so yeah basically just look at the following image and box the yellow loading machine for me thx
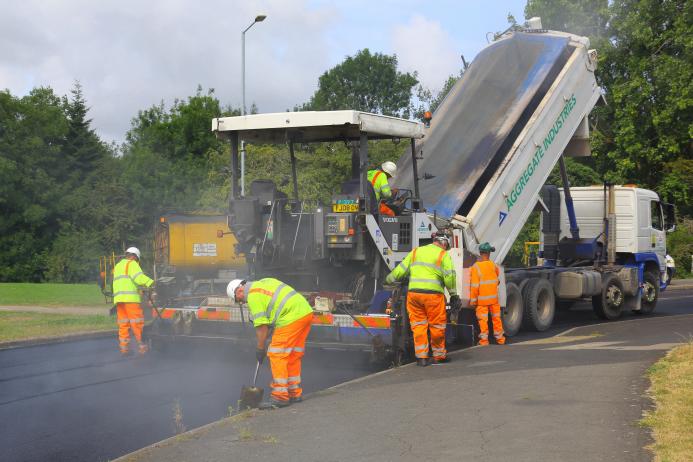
[154,213,246,307]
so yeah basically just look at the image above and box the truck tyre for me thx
[522,278,555,332]
[592,273,625,320]
[502,282,523,337]
[637,271,659,315]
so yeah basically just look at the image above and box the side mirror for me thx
[663,202,676,233]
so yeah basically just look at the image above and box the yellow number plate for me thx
[332,203,359,213]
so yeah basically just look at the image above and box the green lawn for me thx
[641,342,693,461]
[0,311,115,343]
[0,283,105,307]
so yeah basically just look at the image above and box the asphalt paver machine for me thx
[148,110,471,364]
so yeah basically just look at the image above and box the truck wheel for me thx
[638,272,659,315]
[592,273,624,320]
[502,282,523,337]
[522,278,555,332]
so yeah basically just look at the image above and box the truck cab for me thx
[550,186,675,285]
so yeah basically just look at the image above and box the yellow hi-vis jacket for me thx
[385,244,457,295]
[470,260,500,306]
[367,169,392,202]
[112,258,154,304]
[246,278,313,328]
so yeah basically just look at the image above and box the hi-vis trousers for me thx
[116,302,147,354]
[406,292,447,361]
[267,313,313,403]
[476,304,505,345]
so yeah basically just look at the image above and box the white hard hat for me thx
[125,247,141,259]
[381,161,397,177]
[227,279,246,302]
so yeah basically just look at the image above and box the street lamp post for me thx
[240,14,266,197]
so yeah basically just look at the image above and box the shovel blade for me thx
[239,385,264,409]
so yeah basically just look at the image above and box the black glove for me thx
[449,295,462,311]
[109,305,117,316]
[256,347,266,364]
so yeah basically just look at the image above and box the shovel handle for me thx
[252,360,261,386]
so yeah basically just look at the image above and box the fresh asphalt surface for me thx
[2,289,692,462]
[0,339,376,462]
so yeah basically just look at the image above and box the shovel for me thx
[239,360,264,409]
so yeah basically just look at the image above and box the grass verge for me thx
[641,341,693,462]
[0,283,104,307]
[0,311,115,343]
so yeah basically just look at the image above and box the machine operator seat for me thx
[340,179,379,215]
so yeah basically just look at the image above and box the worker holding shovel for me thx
[228,278,313,408]
[112,247,155,356]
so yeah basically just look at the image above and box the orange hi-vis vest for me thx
[470,260,500,306]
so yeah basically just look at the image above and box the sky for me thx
[0,0,528,142]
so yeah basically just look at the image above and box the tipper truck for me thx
[147,21,675,362]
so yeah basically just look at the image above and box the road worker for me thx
[470,242,505,345]
[385,230,459,366]
[228,278,313,408]
[112,247,155,356]
[368,161,398,216]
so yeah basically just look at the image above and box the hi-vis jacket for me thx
[470,260,500,306]
[385,244,457,295]
[112,258,154,304]
[367,169,392,202]
[246,278,313,328]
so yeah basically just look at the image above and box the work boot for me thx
[259,399,291,410]
[432,357,450,365]
[416,358,429,367]
[137,343,149,356]
[289,396,303,404]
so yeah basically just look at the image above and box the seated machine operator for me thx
[367,161,399,217]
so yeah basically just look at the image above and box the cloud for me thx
[0,0,337,142]
[390,15,462,94]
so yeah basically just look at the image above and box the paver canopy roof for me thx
[394,32,571,219]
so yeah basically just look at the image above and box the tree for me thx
[119,87,240,252]
[524,0,610,38]
[596,0,692,212]
[62,81,109,177]
[415,72,463,120]
[0,88,69,281]
[525,0,693,218]
[304,49,419,118]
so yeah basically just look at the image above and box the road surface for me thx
[1,289,691,461]
[0,339,375,462]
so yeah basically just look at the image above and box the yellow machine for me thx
[522,241,541,267]
[154,213,245,306]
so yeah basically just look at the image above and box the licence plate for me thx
[332,203,359,213]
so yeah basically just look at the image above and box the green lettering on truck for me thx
[505,94,576,214]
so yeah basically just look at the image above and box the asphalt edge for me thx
[0,330,114,350]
